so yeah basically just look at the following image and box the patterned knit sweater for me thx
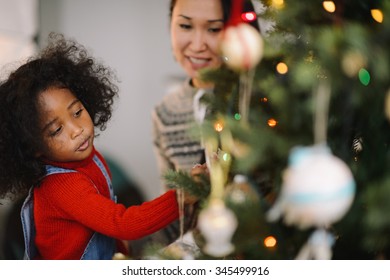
[33,147,178,259]
[152,78,212,189]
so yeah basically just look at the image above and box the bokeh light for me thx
[371,9,384,23]
[323,1,336,13]
[264,236,277,248]
[214,121,224,132]
[271,0,284,9]
[358,68,371,86]
[276,62,288,74]
[241,12,256,23]
[268,118,278,127]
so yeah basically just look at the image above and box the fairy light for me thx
[271,0,284,9]
[268,118,278,127]
[358,68,371,86]
[241,11,257,23]
[214,121,224,132]
[260,97,268,103]
[264,236,277,248]
[323,1,336,13]
[276,62,288,74]
[371,9,384,23]
[234,113,241,120]
[222,152,231,163]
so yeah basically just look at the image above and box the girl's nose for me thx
[71,124,84,139]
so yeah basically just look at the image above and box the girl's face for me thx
[36,87,95,162]
[170,0,224,88]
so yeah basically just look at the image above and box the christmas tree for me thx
[162,0,390,260]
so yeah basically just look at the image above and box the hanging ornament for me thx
[220,23,264,72]
[267,144,355,229]
[220,0,264,72]
[198,199,238,257]
[267,79,356,231]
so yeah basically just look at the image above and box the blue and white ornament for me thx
[267,144,355,229]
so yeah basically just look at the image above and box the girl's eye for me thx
[50,126,63,137]
[74,108,83,117]
[179,24,192,30]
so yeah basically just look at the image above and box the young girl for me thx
[0,33,183,260]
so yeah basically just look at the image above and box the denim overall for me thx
[21,155,116,260]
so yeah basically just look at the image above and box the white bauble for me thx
[220,23,264,71]
[198,199,237,257]
[268,145,355,229]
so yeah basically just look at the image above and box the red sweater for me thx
[33,148,179,259]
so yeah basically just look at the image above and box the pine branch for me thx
[163,169,211,200]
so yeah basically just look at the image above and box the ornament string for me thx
[313,79,331,145]
[177,188,185,242]
[239,68,256,124]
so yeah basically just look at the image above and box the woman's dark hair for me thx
[169,0,261,32]
[0,32,118,199]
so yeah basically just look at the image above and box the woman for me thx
[152,0,260,191]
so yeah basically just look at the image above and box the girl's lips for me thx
[76,137,90,152]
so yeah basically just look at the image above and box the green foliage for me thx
[163,169,211,201]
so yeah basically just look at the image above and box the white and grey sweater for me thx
[152,78,212,190]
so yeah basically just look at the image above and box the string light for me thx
[264,236,277,248]
[241,11,256,23]
[260,97,268,103]
[371,9,384,23]
[358,68,371,86]
[214,121,224,132]
[271,0,284,9]
[323,1,336,13]
[267,118,278,127]
[276,62,288,74]
[234,113,241,120]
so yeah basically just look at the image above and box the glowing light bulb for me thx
[234,113,241,120]
[276,62,288,74]
[214,121,224,132]
[241,11,256,22]
[268,118,278,127]
[272,0,284,9]
[358,68,371,86]
[264,236,277,248]
[371,9,384,23]
[260,97,268,103]
[323,1,336,13]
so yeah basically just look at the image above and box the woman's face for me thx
[170,0,224,88]
[36,87,95,162]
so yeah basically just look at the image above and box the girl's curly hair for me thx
[0,33,118,199]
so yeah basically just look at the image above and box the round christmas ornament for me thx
[220,23,264,71]
[266,144,356,229]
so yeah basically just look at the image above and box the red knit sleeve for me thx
[39,173,179,240]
